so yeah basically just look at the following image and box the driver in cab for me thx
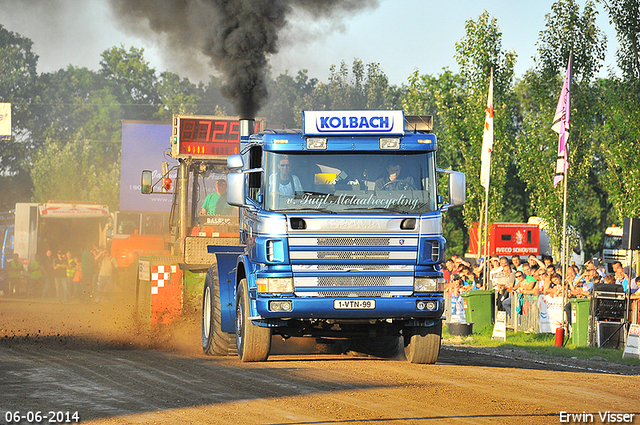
[375,162,415,191]
[269,155,303,196]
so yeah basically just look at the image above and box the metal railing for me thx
[444,291,639,332]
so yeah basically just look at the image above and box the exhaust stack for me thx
[240,118,255,140]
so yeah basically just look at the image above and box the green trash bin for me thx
[571,298,590,347]
[461,290,494,332]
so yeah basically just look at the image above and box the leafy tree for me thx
[30,66,101,145]
[311,59,401,113]
[451,10,518,229]
[100,45,159,121]
[514,0,607,257]
[30,137,120,208]
[599,0,640,81]
[201,75,235,117]
[0,24,40,209]
[597,0,640,223]
[155,72,202,120]
[262,70,318,128]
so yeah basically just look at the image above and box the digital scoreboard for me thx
[171,115,264,159]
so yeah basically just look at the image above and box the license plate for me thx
[334,299,376,309]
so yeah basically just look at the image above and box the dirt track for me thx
[1,297,638,425]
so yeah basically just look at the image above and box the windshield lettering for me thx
[287,193,420,210]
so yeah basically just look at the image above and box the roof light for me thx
[273,139,289,144]
[306,138,327,149]
[417,139,432,144]
[380,138,400,149]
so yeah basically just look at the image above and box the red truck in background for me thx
[467,218,584,266]
[468,222,540,257]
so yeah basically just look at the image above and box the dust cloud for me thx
[107,0,379,117]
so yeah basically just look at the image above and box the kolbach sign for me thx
[302,110,405,135]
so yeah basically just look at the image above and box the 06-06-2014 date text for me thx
[4,411,80,424]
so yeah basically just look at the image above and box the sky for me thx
[0,0,620,86]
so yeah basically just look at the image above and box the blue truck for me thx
[142,111,464,363]
[198,110,466,364]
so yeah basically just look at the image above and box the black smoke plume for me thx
[108,0,378,118]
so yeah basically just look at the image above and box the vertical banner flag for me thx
[0,103,11,139]
[480,70,494,190]
[552,56,571,187]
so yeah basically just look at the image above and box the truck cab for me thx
[204,110,465,364]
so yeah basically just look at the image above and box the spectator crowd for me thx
[443,253,640,321]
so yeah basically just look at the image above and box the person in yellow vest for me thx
[66,251,76,301]
[29,255,43,298]
[95,250,118,303]
[7,253,24,296]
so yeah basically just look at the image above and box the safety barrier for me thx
[445,291,638,333]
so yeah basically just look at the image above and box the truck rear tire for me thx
[202,270,237,356]
[236,278,271,362]
[350,336,400,358]
[403,321,442,364]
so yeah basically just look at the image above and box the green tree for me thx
[597,0,640,222]
[0,24,40,209]
[100,45,159,121]
[155,72,202,120]
[31,137,120,208]
[514,0,607,257]
[31,66,101,144]
[311,59,401,113]
[263,70,318,128]
[451,10,518,230]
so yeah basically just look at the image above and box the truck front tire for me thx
[202,269,237,356]
[403,321,442,364]
[236,278,271,362]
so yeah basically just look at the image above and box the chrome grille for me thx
[317,237,390,246]
[320,291,390,297]
[315,264,392,271]
[317,276,391,287]
[317,251,391,260]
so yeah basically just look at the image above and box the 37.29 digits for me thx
[4,411,80,424]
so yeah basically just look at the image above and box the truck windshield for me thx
[264,151,438,214]
[603,234,622,250]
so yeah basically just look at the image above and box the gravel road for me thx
[1,298,637,425]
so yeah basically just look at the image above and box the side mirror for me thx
[227,154,244,171]
[141,170,153,194]
[437,169,466,211]
[448,171,466,207]
[227,171,245,207]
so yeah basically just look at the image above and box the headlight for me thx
[414,277,445,292]
[256,277,294,293]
